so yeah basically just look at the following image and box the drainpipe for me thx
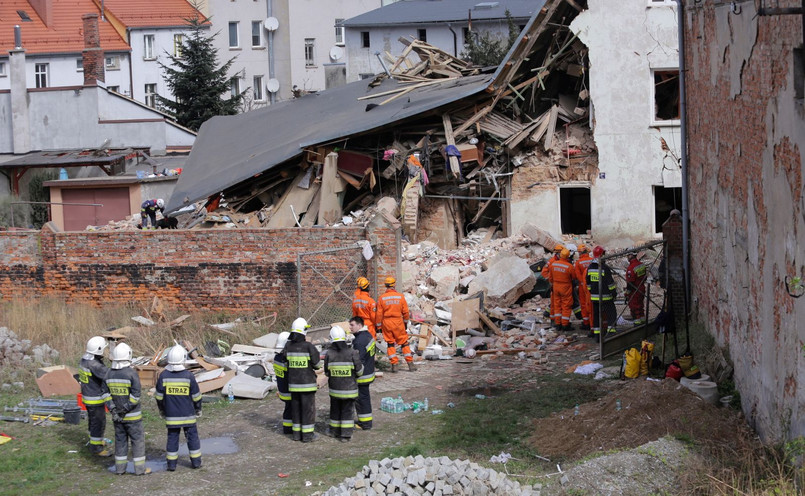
[675,0,690,309]
[267,0,275,104]
[446,23,458,56]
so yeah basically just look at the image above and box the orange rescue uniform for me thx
[546,258,579,327]
[542,254,561,325]
[376,288,412,364]
[574,253,594,328]
[352,289,378,339]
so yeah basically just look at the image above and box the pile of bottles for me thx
[380,395,429,413]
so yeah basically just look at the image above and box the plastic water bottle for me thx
[616,398,622,411]
[574,404,580,416]
[227,384,234,404]
[424,397,429,411]
[475,394,486,400]
[396,395,403,413]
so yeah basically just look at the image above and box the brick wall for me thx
[81,14,104,85]
[661,210,684,322]
[684,0,804,442]
[0,221,399,314]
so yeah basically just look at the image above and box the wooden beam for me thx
[442,114,462,177]
[544,104,559,150]
[476,347,539,355]
[319,152,343,224]
[475,310,503,336]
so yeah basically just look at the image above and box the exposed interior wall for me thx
[684,0,805,443]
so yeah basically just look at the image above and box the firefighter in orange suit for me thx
[352,277,378,339]
[376,276,416,373]
[541,244,564,328]
[574,245,594,331]
[625,253,648,325]
[546,249,579,331]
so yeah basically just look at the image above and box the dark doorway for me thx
[560,187,591,235]
[654,186,682,232]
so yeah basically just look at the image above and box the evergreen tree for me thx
[462,10,522,67]
[157,15,245,131]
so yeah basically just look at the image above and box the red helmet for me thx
[592,245,605,258]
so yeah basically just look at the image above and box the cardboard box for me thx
[36,365,81,397]
[135,365,162,389]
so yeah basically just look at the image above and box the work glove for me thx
[159,411,166,420]
[111,412,122,423]
[195,411,202,419]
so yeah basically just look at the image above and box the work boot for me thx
[95,448,112,457]
[339,437,351,443]
[167,464,176,472]
[136,468,152,476]
[391,363,398,373]
[407,362,417,372]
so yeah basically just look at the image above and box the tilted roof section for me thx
[96,0,204,28]
[0,0,130,55]
[343,0,537,27]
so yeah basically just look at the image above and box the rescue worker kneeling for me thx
[324,325,363,442]
[156,345,203,471]
[105,343,150,475]
[286,318,321,442]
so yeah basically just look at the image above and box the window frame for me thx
[0,61,7,77]
[361,31,370,48]
[105,55,121,70]
[304,38,315,67]
[646,0,676,6]
[650,68,681,127]
[229,22,240,49]
[173,34,184,57]
[253,75,264,101]
[144,83,157,108]
[230,77,241,98]
[143,34,156,60]
[417,28,427,43]
[251,21,263,48]
[76,58,83,72]
[34,63,48,88]
[335,19,345,46]
[108,85,120,93]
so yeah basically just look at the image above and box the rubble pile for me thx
[318,455,540,496]
[0,327,59,367]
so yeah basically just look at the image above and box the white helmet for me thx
[464,348,477,358]
[276,331,290,350]
[329,325,346,342]
[167,345,186,365]
[291,317,310,335]
[110,342,132,369]
[85,336,107,356]
[156,198,165,209]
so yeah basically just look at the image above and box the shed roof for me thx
[97,0,204,28]
[343,0,536,27]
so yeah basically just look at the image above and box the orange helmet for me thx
[592,245,605,258]
[384,276,396,286]
[578,244,588,253]
[553,244,564,253]
[357,277,370,290]
[560,249,571,259]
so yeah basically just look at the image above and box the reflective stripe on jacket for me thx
[586,259,617,301]
[285,340,321,392]
[105,367,142,422]
[273,351,291,401]
[324,344,363,399]
[155,369,201,428]
[352,329,376,384]
[79,356,110,405]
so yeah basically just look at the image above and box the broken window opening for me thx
[560,187,591,235]
[653,69,680,122]
[654,185,681,233]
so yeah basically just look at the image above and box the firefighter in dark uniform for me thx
[349,316,376,430]
[272,332,293,435]
[105,343,149,475]
[286,317,321,442]
[324,325,363,441]
[586,245,618,339]
[78,336,111,456]
[155,345,203,471]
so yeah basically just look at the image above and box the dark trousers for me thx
[329,397,356,439]
[290,392,316,442]
[141,211,157,228]
[113,421,146,475]
[166,425,201,469]
[86,405,106,453]
[356,384,373,429]
[592,299,618,333]
[281,399,293,434]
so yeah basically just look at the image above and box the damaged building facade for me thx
[683,0,805,443]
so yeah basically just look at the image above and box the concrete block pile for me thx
[318,455,540,496]
[0,327,59,367]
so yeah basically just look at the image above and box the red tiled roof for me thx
[99,0,204,28]
[0,0,130,55]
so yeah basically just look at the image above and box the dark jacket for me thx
[155,369,202,428]
[104,366,142,422]
[273,350,291,401]
[352,327,376,385]
[78,355,109,406]
[324,342,363,399]
[285,334,321,393]
[586,259,617,301]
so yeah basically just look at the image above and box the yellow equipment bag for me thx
[623,348,641,379]
[640,340,654,376]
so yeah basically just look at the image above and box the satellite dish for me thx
[263,17,279,31]
[329,45,344,62]
[266,78,280,93]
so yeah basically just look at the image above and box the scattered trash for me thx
[573,362,603,376]
[489,452,512,463]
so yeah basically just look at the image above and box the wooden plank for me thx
[319,152,343,224]
[231,344,273,355]
[417,324,432,352]
[476,347,539,355]
[442,114,462,177]
[429,325,451,347]
[451,298,481,331]
[195,356,218,371]
[300,188,321,227]
[475,310,503,336]
[470,191,499,224]
[544,104,559,150]
[337,170,362,189]
[266,169,321,228]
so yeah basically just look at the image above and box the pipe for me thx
[267,0,275,104]
[675,0,691,311]
[446,23,458,57]
[375,51,392,78]
[14,25,21,49]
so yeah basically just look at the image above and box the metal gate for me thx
[597,239,667,358]
[296,244,375,329]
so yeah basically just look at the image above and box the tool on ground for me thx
[0,415,29,423]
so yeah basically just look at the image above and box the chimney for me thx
[82,14,104,85]
[9,26,31,155]
[29,0,53,27]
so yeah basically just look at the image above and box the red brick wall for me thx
[684,1,804,442]
[0,223,399,313]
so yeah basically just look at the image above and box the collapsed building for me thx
[167,0,682,250]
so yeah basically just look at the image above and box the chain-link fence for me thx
[296,244,375,330]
